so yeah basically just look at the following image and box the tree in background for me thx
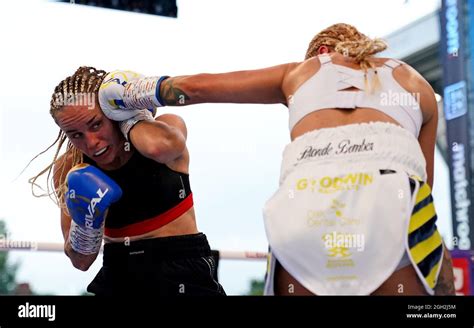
[246,277,265,296]
[0,220,19,294]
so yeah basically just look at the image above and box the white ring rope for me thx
[0,240,268,261]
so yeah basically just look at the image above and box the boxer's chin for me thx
[92,145,116,168]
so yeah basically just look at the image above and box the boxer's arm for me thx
[159,63,297,106]
[434,243,455,295]
[128,114,187,164]
[54,156,98,271]
[417,81,438,189]
[394,63,438,189]
[61,210,99,271]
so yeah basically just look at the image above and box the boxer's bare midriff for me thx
[103,207,199,243]
[290,106,403,141]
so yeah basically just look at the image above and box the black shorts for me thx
[87,233,226,296]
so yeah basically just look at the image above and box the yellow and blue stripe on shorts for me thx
[407,177,443,293]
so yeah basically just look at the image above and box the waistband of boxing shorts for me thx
[280,122,427,183]
[102,233,211,267]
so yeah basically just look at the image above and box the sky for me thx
[0,0,446,295]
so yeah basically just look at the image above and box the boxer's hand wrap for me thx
[123,76,169,109]
[68,220,104,256]
[119,109,155,141]
[66,164,122,255]
[98,70,168,121]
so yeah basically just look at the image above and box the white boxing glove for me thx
[98,70,168,121]
[119,109,155,141]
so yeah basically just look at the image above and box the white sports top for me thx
[288,54,423,137]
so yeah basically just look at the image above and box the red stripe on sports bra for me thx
[104,193,194,238]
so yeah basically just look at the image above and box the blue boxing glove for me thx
[65,163,122,255]
[98,70,169,121]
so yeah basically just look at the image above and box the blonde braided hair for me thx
[28,66,107,210]
[305,23,388,92]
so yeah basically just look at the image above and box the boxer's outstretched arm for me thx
[159,63,296,106]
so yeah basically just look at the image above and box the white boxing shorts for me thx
[263,122,443,295]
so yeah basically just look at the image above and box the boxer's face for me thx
[55,99,125,168]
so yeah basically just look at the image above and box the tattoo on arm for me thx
[160,78,190,106]
[434,247,455,295]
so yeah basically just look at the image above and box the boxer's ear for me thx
[318,46,330,54]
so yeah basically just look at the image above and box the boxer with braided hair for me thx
[305,23,388,93]
[30,67,107,209]
[30,66,225,296]
[101,23,454,296]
